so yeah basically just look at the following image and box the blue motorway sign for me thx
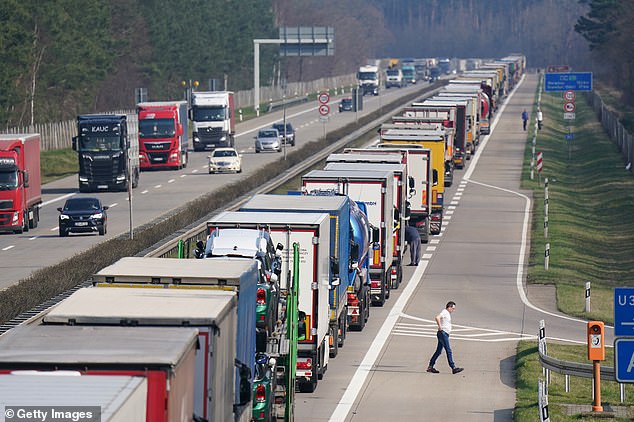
[615,288,634,336]
[565,133,574,141]
[615,338,634,382]
[544,72,593,92]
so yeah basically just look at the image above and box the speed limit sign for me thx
[563,102,576,112]
[318,92,330,104]
[563,90,576,102]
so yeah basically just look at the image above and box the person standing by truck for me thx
[404,224,421,266]
[427,301,464,374]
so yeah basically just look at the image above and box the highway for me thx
[293,73,614,421]
[0,82,426,290]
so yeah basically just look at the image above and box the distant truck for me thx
[0,325,198,422]
[401,65,417,84]
[137,101,189,170]
[92,257,259,422]
[357,65,380,96]
[301,169,395,307]
[73,114,139,192]
[43,287,238,422]
[0,134,41,233]
[190,91,236,151]
[385,68,404,88]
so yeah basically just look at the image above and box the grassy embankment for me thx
[515,84,634,420]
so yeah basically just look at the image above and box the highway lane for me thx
[0,82,429,290]
[294,73,612,421]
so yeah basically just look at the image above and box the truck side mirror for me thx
[330,257,339,275]
[194,240,206,259]
[432,169,438,186]
[176,123,183,137]
[298,311,307,341]
[72,136,78,151]
[23,171,29,188]
[372,227,380,244]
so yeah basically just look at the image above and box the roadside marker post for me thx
[585,282,591,313]
[545,243,550,270]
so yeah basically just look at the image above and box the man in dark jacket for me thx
[404,224,421,266]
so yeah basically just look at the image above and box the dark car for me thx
[339,97,353,112]
[57,197,108,237]
[271,122,296,146]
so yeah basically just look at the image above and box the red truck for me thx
[137,101,189,170]
[0,134,42,233]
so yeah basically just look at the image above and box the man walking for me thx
[427,301,464,374]
[521,109,528,131]
[404,224,421,266]
[537,107,543,130]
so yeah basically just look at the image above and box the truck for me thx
[385,68,404,88]
[0,134,41,234]
[43,287,239,422]
[379,128,445,235]
[357,65,380,96]
[401,65,416,84]
[324,160,407,289]
[0,374,148,421]
[190,91,236,151]
[137,101,189,170]
[205,210,332,394]
[241,194,374,337]
[72,114,139,192]
[341,148,433,243]
[92,257,259,422]
[300,170,395,307]
[0,325,198,422]
[446,80,492,135]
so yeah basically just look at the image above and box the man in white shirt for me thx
[427,301,464,374]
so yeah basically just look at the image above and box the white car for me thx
[208,147,242,174]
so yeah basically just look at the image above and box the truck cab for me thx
[190,91,235,151]
[73,115,139,192]
[358,65,380,96]
[385,69,404,88]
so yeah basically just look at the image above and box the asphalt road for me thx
[293,73,614,421]
[0,82,429,290]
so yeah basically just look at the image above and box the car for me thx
[271,122,296,146]
[255,129,282,153]
[57,197,108,237]
[208,147,242,174]
[339,97,353,112]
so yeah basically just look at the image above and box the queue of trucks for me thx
[0,54,526,421]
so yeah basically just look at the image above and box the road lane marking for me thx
[2,245,14,251]
[154,185,161,189]
[180,174,187,178]
[51,227,58,231]
[426,246,436,251]
[141,190,149,194]
[40,192,77,207]
[422,253,433,259]
[109,203,118,208]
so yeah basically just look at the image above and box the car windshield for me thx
[139,118,175,138]
[273,124,292,132]
[259,130,278,138]
[63,198,101,211]
[341,99,352,105]
[213,149,237,158]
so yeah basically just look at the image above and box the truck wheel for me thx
[298,380,317,393]
[338,315,346,348]
[329,326,338,358]
[22,212,29,233]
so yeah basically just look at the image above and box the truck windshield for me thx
[79,134,122,152]
[139,118,175,138]
[386,70,399,76]
[358,72,377,81]
[0,171,18,189]
[192,106,226,122]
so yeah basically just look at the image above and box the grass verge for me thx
[516,82,634,420]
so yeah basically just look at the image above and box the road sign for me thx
[318,104,330,116]
[563,112,576,120]
[615,338,634,382]
[547,65,571,73]
[563,102,576,112]
[565,133,574,141]
[536,152,543,173]
[615,288,634,336]
[564,90,576,101]
[545,72,593,92]
[318,92,330,104]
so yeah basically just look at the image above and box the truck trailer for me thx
[0,134,41,233]
[0,325,198,422]
[43,287,238,422]
[92,257,258,422]
[73,114,139,192]
[137,101,189,170]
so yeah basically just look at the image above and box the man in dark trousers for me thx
[521,109,529,131]
[404,224,421,266]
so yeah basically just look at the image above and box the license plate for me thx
[154,157,164,162]
[97,185,108,189]
[75,222,88,226]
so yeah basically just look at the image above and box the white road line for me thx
[422,253,433,259]
[168,179,175,183]
[450,201,459,205]
[430,239,440,244]
[51,227,58,231]
[180,174,187,178]
[109,203,118,208]
[448,205,456,210]
[457,188,465,192]
[426,246,436,251]
[141,190,149,194]
[446,210,454,215]
[40,192,77,207]
[2,245,14,251]
[29,236,37,240]
[154,185,161,189]
[444,215,452,220]
[329,261,429,422]
[192,169,199,173]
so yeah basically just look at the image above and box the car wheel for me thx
[98,225,105,236]
[59,228,67,237]
[256,149,261,153]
